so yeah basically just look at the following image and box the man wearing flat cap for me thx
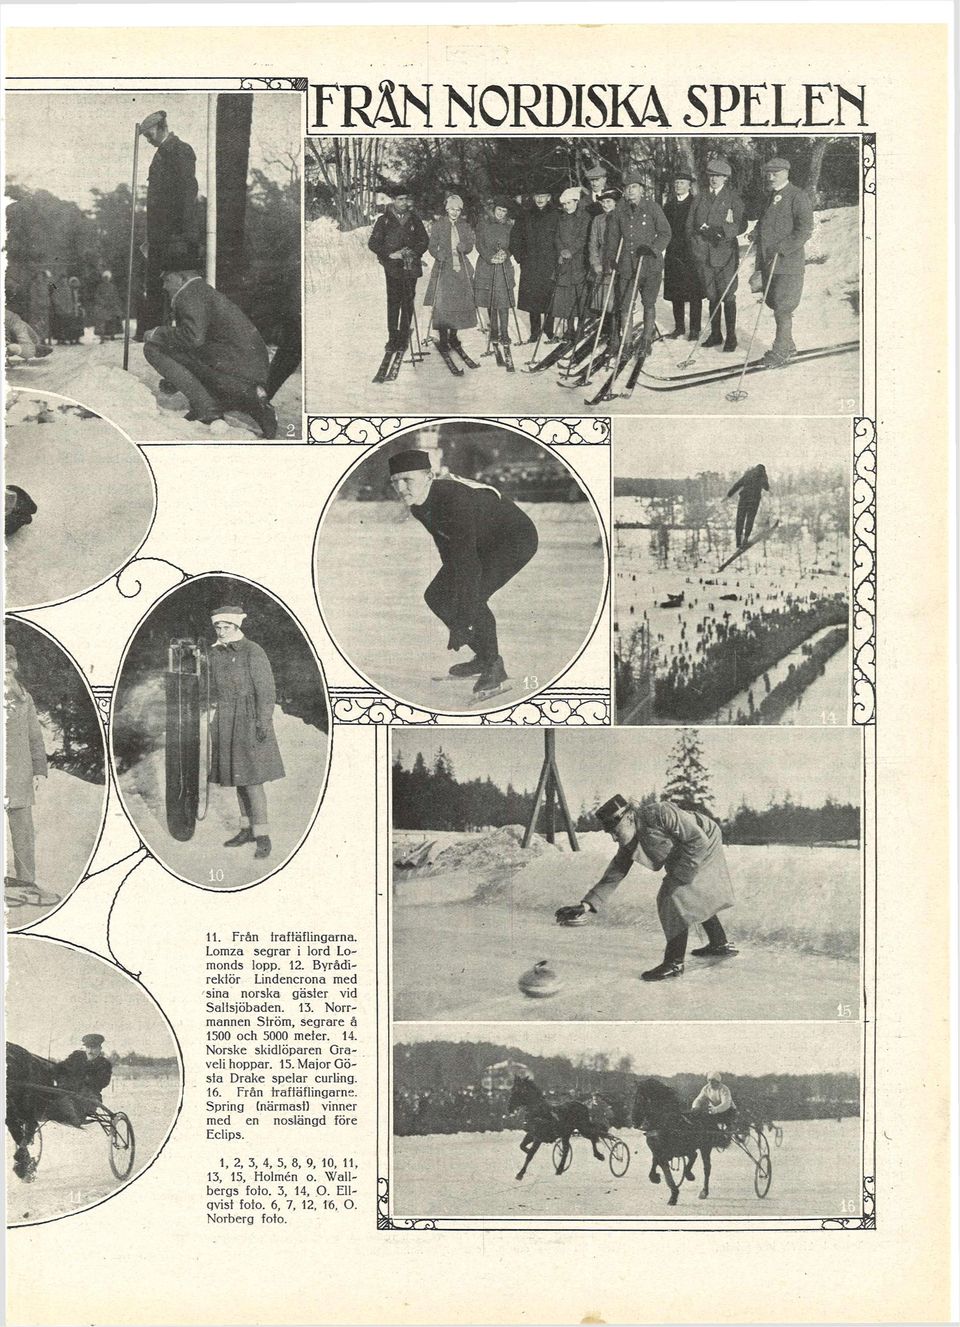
[55,1034,113,1124]
[368,184,430,354]
[142,246,277,436]
[387,448,538,699]
[686,156,747,351]
[556,792,736,982]
[208,605,285,861]
[662,169,703,341]
[752,157,814,367]
[139,110,199,333]
[603,165,672,354]
[584,163,611,217]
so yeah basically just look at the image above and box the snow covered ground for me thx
[392,830,860,1021]
[5,392,155,611]
[117,707,328,889]
[5,766,106,931]
[315,500,606,714]
[6,337,302,443]
[305,208,860,418]
[616,517,850,725]
[6,1074,181,1226]
[391,1117,862,1219]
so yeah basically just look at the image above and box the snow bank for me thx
[396,830,858,958]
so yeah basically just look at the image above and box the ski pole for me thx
[459,244,486,335]
[122,122,141,371]
[584,236,622,382]
[558,274,594,381]
[526,272,560,366]
[726,252,779,403]
[607,247,646,387]
[424,255,443,343]
[678,240,756,369]
[497,253,523,345]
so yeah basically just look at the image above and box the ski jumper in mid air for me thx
[388,449,539,697]
[556,793,737,982]
[727,463,770,548]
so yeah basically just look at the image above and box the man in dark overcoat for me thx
[139,109,199,333]
[142,250,276,436]
[686,156,747,350]
[753,157,814,366]
[208,605,286,861]
[510,185,559,342]
[367,184,430,353]
[603,167,672,352]
[662,170,703,340]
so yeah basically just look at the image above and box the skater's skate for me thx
[473,655,508,698]
[448,656,484,678]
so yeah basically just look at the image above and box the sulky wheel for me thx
[108,1111,136,1180]
[754,1131,772,1198]
[607,1137,630,1178]
[552,1138,572,1175]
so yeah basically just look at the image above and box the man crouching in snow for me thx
[142,248,277,438]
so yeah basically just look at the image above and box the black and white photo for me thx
[314,421,607,713]
[5,92,302,441]
[305,135,860,416]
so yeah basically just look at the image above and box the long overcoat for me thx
[92,277,124,336]
[5,682,48,809]
[474,215,516,310]
[755,181,814,277]
[587,211,616,312]
[208,637,285,787]
[584,799,734,941]
[153,278,270,388]
[552,206,592,318]
[662,194,703,302]
[146,133,199,270]
[423,218,477,330]
[510,204,559,315]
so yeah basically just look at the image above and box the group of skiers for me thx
[368,155,814,371]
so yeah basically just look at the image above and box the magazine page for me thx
[2,5,955,1324]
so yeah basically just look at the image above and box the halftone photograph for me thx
[391,725,862,1022]
[314,421,607,714]
[111,574,330,889]
[614,419,851,726]
[305,134,859,416]
[6,935,181,1226]
[390,1022,863,1220]
[5,92,302,441]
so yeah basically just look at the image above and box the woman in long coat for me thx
[510,188,559,342]
[92,270,124,341]
[662,171,703,339]
[552,189,591,338]
[474,197,516,344]
[207,606,285,861]
[423,193,478,354]
[4,644,48,887]
[556,792,736,981]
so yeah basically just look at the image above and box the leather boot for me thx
[703,308,723,348]
[723,302,738,352]
[224,827,254,848]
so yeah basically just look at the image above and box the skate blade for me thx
[472,684,513,703]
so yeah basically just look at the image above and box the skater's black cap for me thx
[388,449,431,476]
[82,1033,105,1048]
[596,794,631,830]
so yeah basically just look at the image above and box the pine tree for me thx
[663,728,714,817]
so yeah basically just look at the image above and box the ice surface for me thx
[391,1117,862,1218]
[315,499,606,714]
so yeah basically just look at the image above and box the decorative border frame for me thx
[307,416,609,446]
[330,686,609,726]
[852,418,877,725]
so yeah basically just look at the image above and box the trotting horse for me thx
[5,1042,88,1182]
[632,1077,729,1205]
[506,1075,607,1181]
